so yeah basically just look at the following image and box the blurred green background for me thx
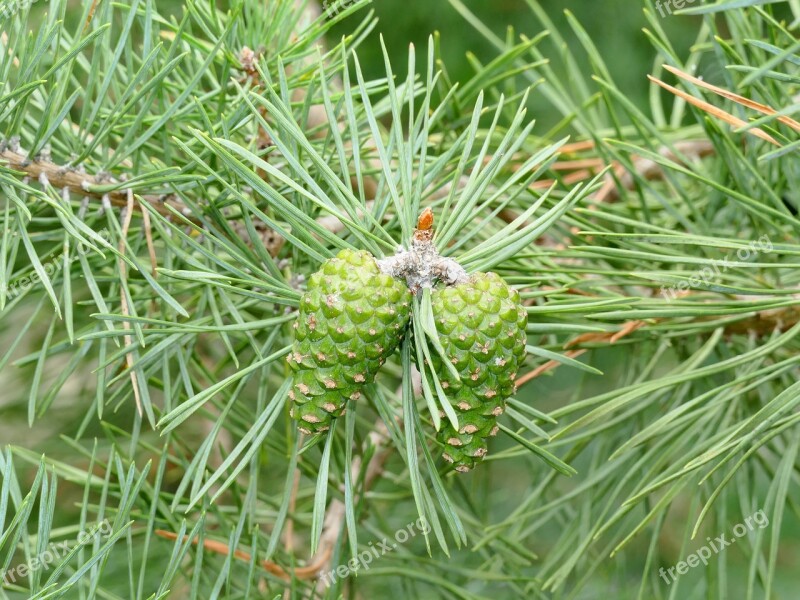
[330,0,702,127]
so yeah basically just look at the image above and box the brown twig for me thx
[0,147,192,220]
[492,137,716,233]
[516,320,648,387]
[1,146,289,256]
[1,32,20,67]
[312,418,396,595]
[154,530,295,579]
[517,302,800,387]
[153,299,800,581]
[719,303,800,336]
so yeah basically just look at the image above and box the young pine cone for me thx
[288,249,411,434]
[429,272,527,472]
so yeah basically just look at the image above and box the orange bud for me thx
[417,207,434,231]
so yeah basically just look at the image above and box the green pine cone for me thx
[288,249,412,434]
[429,272,527,472]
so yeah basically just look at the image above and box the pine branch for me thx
[1,144,285,257]
[518,299,800,387]
[0,145,190,219]
[592,139,715,203]
[153,417,395,586]
[3,1,799,597]
[719,302,800,336]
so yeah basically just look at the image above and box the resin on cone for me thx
[288,249,412,434]
[430,272,527,471]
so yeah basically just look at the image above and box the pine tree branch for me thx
[151,374,414,589]
[0,145,289,256]
[312,417,395,594]
[0,146,191,220]
[719,302,800,336]
[649,76,780,146]
[152,418,395,587]
[662,64,800,133]
[491,139,715,231]
[592,139,715,203]
[517,301,800,387]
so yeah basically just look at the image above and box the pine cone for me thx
[288,249,412,434]
[429,272,527,472]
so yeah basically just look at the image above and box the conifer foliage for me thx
[0,0,798,598]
